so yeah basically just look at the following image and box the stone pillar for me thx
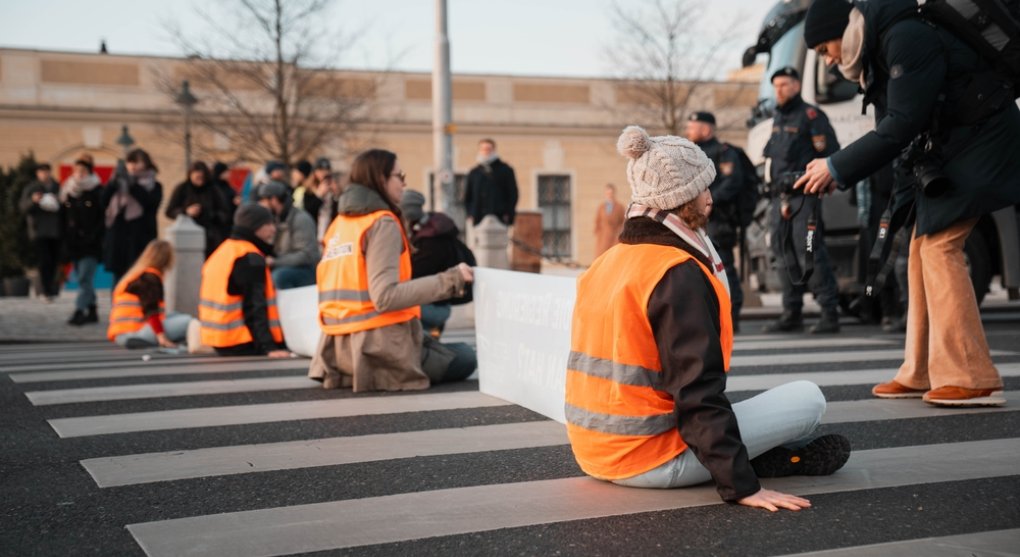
[165,215,205,318]
[472,215,510,269]
[510,210,542,273]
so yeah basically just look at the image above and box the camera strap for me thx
[779,194,821,286]
[865,194,915,297]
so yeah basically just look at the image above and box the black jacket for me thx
[830,0,1020,235]
[763,94,840,184]
[408,212,475,305]
[465,158,519,225]
[19,179,62,241]
[101,175,163,277]
[165,180,233,257]
[697,138,746,248]
[225,227,281,354]
[62,187,104,260]
[620,217,760,502]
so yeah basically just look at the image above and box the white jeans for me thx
[114,312,192,347]
[612,380,826,489]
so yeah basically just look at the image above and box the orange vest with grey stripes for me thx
[199,239,283,348]
[565,243,733,480]
[107,267,165,341]
[317,210,420,335]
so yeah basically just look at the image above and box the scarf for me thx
[627,203,730,298]
[838,8,867,89]
[60,174,101,202]
[476,152,499,168]
[105,169,156,228]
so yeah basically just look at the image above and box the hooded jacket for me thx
[828,0,1020,236]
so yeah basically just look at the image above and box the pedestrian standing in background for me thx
[101,148,162,285]
[211,161,240,214]
[255,181,320,289]
[465,138,518,226]
[593,183,625,258]
[290,159,314,212]
[19,162,63,301]
[107,239,191,349]
[165,161,233,258]
[61,157,104,325]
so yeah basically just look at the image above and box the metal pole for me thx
[433,0,454,214]
[184,106,193,170]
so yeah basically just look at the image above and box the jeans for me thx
[612,381,825,489]
[420,303,452,331]
[769,199,839,313]
[73,257,98,311]
[421,339,477,383]
[114,312,192,347]
[272,265,316,289]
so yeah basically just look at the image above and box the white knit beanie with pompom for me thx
[616,125,716,211]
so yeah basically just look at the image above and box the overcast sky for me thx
[0,0,775,79]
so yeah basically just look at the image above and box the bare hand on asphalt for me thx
[737,488,812,512]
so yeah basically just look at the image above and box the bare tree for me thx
[605,0,748,135]
[161,0,377,166]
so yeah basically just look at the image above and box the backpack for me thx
[918,0,1020,95]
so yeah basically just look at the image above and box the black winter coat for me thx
[165,180,233,257]
[698,138,748,248]
[101,176,163,278]
[19,179,62,240]
[62,187,104,260]
[829,0,1020,236]
[465,158,519,225]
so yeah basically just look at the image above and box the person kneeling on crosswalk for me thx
[564,126,851,512]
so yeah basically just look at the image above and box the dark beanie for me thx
[688,111,716,125]
[804,0,853,48]
[212,161,229,178]
[295,160,313,178]
[234,202,273,230]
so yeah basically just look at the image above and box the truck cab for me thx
[741,0,1020,307]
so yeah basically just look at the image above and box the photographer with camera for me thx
[762,67,842,334]
[797,0,1020,406]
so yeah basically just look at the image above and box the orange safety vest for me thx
[565,243,733,480]
[317,210,420,335]
[107,267,165,341]
[199,238,284,348]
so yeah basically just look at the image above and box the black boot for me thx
[83,304,99,324]
[810,308,841,334]
[68,309,87,326]
[761,310,803,333]
[751,434,851,477]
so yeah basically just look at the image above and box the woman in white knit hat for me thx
[563,126,851,512]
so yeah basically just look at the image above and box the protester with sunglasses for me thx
[309,149,477,392]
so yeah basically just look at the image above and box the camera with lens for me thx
[903,135,951,197]
[772,171,805,196]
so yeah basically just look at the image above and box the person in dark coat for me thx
[101,148,163,285]
[798,0,1020,406]
[18,162,63,301]
[464,138,519,226]
[165,161,233,258]
[61,158,104,325]
[212,161,240,214]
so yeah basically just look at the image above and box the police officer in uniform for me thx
[685,111,746,331]
[762,67,841,334]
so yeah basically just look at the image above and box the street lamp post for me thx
[115,124,135,157]
[433,0,454,215]
[174,80,199,170]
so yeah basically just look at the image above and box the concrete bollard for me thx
[472,215,510,269]
[165,215,205,318]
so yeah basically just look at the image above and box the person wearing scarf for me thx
[564,126,851,512]
[61,158,104,325]
[101,149,163,285]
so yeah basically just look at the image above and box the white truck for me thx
[740,0,1020,307]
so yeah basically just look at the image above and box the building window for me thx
[427,172,468,207]
[538,174,572,258]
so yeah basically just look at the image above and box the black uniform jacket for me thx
[764,94,840,185]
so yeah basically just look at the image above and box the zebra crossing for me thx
[2,324,1019,556]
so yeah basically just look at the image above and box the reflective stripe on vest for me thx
[106,267,165,341]
[564,243,733,480]
[316,210,420,335]
[199,239,284,348]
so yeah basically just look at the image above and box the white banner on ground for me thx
[276,285,321,358]
[474,268,575,424]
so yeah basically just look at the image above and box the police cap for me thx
[770,66,801,83]
[688,111,716,125]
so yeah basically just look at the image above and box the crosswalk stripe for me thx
[728,362,1020,392]
[778,528,1020,556]
[8,359,309,384]
[732,338,893,351]
[81,421,568,487]
[48,391,511,438]
[823,391,1019,423]
[125,438,1020,556]
[731,349,1011,368]
[0,354,298,374]
[24,377,323,406]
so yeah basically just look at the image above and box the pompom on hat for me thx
[616,125,716,211]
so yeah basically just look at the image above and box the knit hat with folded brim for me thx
[617,125,716,211]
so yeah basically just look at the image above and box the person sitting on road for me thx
[107,240,192,349]
[399,189,476,337]
[564,126,851,512]
[199,203,290,358]
[308,149,476,392]
[256,181,321,289]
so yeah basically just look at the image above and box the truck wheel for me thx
[965,228,992,306]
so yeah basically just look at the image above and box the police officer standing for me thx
[685,111,746,331]
[762,67,841,334]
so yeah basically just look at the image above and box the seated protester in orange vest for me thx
[308,149,476,392]
[107,239,192,349]
[565,126,852,512]
[199,203,291,358]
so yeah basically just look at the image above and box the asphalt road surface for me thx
[2,315,1019,556]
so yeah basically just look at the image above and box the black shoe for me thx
[809,309,841,334]
[68,310,87,326]
[761,311,803,333]
[83,304,99,324]
[751,434,852,478]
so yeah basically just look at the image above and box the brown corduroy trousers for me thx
[894,218,1003,391]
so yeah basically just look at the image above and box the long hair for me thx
[349,149,402,220]
[188,161,211,185]
[126,148,158,173]
[116,239,174,290]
